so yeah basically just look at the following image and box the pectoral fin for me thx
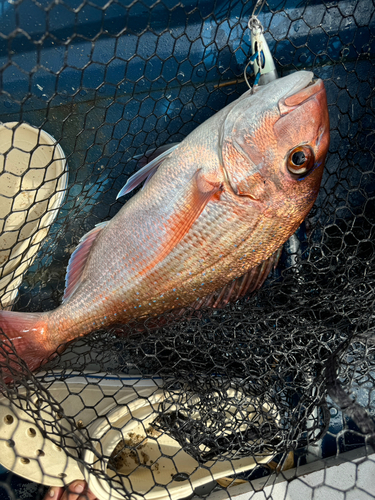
[141,169,223,274]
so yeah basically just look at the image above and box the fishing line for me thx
[251,0,267,19]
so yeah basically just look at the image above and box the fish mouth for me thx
[279,78,325,115]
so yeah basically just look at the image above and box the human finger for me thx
[45,481,97,500]
[44,486,64,500]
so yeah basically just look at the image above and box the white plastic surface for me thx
[81,388,278,500]
[0,372,163,487]
[0,372,279,498]
[0,122,68,309]
[202,447,375,500]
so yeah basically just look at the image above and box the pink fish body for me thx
[0,71,330,374]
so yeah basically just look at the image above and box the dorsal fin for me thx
[116,143,179,199]
[63,221,108,302]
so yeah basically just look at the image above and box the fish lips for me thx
[278,78,326,115]
[275,76,330,158]
[273,76,330,195]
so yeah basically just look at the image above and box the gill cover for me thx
[220,71,315,200]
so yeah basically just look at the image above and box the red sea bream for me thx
[0,71,330,374]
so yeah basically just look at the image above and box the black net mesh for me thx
[0,0,375,499]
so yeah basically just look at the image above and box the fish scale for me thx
[0,71,330,375]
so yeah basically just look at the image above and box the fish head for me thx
[220,71,330,220]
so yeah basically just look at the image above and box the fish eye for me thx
[287,146,315,176]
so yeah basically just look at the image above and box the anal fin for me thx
[63,221,108,302]
[191,247,282,311]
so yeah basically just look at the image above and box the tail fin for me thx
[0,310,52,380]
